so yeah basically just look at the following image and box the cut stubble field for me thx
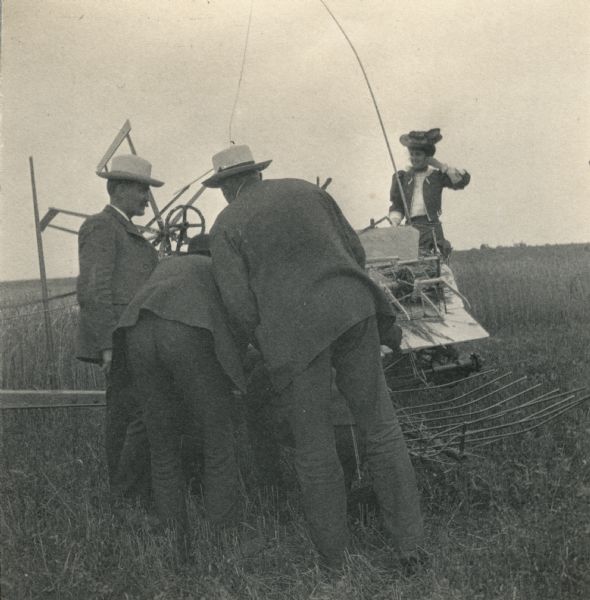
[1,244,589,600]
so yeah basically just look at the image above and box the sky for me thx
[1,0,589,282]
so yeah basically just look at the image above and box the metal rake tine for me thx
[465,388,564,422]
[396,370,503,404]
[417,386,560,422]
[457,393,581,437]
[469,396,589,447]
[502,392,586,423]
[397,371,501,403]
[426,383,544,436]
[472,406,584,447]
[405,376,540,417]
[490,390,587,425]
[435,393,583,440]
[419,378,536,425]
[508,386,587,407]
[541,386,587,398]
[468,399,583,442]
[407,396,582,449]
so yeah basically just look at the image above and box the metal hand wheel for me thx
[155,204,206,255]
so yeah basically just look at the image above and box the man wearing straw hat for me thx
[205,145,424,570]
[389,128,470,257]
[76,154,163,502]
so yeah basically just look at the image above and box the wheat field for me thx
[1,244,589,599]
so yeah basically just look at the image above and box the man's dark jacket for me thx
[210,178,396,391]
[76,205,158,362]
[116,255,246,392]
[390,167,470,222]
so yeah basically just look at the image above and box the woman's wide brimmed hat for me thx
[399,128,443,150]
[202,145,272,188]
[97,154,164,187]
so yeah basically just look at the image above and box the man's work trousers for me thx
[280,315,424,567]
[106,332,151,504]
[125,312,240,532]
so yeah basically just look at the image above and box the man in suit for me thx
[115,234,246,553]
[76,154,163,501]
[389,128,470,257]
[204,145,424,570]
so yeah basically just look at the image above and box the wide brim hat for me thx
[399,128,443,150]
[202,144,271,188]
[97,154,164,187]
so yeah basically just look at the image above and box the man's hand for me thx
[380,323,403,353]
[101,349,113,375]
[389,212,403,227]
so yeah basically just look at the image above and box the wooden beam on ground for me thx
[0,390,106,410]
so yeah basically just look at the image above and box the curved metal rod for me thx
[460,394,583,438]
[391,369,500,398]
[403,374,520,416]
[431,392,583,440]
[470,396,589,447]
[427,383,542,431]
[405,384,559,418]
[318,0,412,221]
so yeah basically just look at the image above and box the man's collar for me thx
[234,177,260,203]
[104,205,146,239]
[108,204,131,221]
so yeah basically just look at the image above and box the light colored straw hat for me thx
[97,154,164,187]
[202,145,271,188]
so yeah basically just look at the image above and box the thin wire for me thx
[318,0,412,222]
[228,0,254,144]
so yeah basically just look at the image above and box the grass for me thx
[451,244,590,332]
[1,244,589,599]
